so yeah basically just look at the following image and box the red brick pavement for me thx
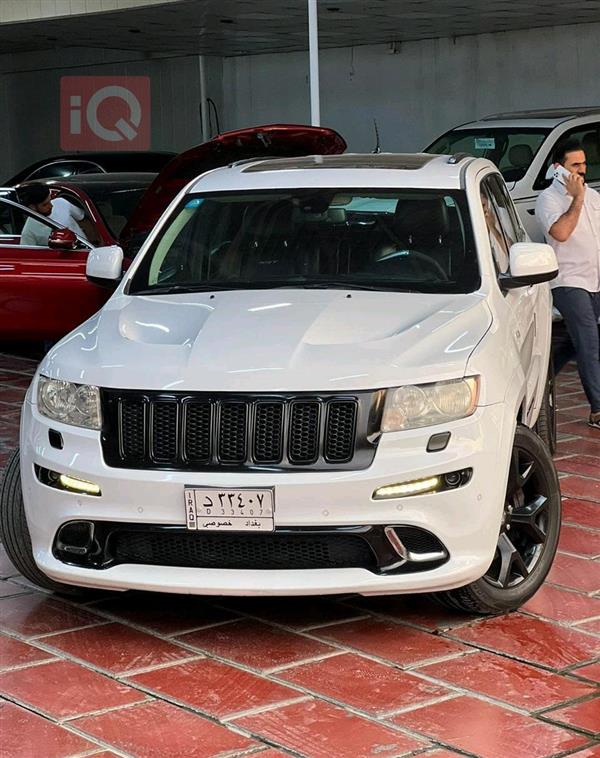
[0,353,598,757]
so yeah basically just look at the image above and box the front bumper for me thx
[20,399,513,596]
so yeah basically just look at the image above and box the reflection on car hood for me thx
[42,289,492,392]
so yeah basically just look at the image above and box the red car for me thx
[0,173,155,341]
[0,124,346,341]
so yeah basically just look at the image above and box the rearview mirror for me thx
[48,228,78,250]
[86,245,124,289]
[499,242,558,289]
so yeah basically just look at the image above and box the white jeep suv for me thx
[1,153,561,614]
[426,106,600,240]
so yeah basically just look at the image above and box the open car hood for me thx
[120,124,346,253]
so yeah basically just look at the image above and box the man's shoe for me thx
[589,412,600,430]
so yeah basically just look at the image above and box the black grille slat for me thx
[219,402,247,463]
[289,402,320,464]
[151,402,178,462]
[325,401,357,463]
[112,531,376,570]
[103,390,374,471]
[120,400,146,460]
[184,402,212,462]
[254,402,284,463]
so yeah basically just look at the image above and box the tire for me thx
[535,358,557,455]
[434,425,561,615]
[0,449,90,597]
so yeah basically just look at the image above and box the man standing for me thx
[536,139,600,430]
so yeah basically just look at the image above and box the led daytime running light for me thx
[374,476,440,499]
[58,474,101,496]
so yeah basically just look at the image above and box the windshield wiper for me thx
[131,283,245,296]
[294,280,414,292]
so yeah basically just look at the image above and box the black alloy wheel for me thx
[483,445,549,589]
[434,425,561,614]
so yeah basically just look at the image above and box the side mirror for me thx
[86,245,124,289]
[499,242,558,289]
[48,228,78,250]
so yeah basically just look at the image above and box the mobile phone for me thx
[553,164,573,184]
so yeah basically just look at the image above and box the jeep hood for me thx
[43,290,491,393]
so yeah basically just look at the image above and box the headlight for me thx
[37,375,101,430]
[382,377,479,432]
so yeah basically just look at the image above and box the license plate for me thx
[184,487,275,532]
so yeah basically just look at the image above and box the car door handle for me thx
[527,209,535,215]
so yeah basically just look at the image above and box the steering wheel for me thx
[377,248,449,281]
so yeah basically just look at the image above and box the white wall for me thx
[222,22,600,152]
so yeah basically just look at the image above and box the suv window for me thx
[533,122,600,190]
[427,128,550,182]
[129,189,480,295]
[26,160,103,181]
[480,174,525,275]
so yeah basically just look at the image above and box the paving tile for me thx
[522,585,600,623]
[345,594,475,631]
[73,699,257,757]
[562,747,600,757]
[420,751,465,757]
[128,657,301,719]
[0,388,27,403]
[451,614,600,669]
[563,499,600,530]
[0,580,30,598]
[561,476,600,503]
[559,525,600,557]
[572,662,600,682]
[548,553,600,593]
[234,698,425,757]
[93,592,237,635]
[558,422,600,441]
[557,439,600,458]
[0,593,102,636]
[277,651,449,715]
[577,620,600,636]
[0,659,146,718]
[557,456,600,480]
[416,650,596,711]
[219,595,361,630]
[178,619,335,670]
[0,700,96,758]
[544,696,600,735]
[0,634,56,670]
[250,751,294,757]
[393,695,587,758]
[312,617,467,666]
[41,622,196,674]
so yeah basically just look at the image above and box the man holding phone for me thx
[536,138,600,430]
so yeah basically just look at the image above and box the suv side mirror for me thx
[499,242,558,289]
[86,245,124,289]
[48,228,78,250]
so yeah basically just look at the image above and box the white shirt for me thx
[20,217,51,247]
[50,197,87,240]
[535,179,600,291]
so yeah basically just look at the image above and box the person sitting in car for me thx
[17,183,54,246]
[18,183,92,246]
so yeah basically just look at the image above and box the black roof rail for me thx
[447,152,471,164]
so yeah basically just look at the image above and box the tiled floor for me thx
[0,350,598,758]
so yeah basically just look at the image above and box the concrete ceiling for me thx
[0,0,599,57]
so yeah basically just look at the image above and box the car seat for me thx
[502,144,534,182]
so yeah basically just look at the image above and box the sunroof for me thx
[242,153,437,172]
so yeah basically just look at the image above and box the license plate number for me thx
[184,488,274,532]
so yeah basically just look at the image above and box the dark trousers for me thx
[552,287,600,413]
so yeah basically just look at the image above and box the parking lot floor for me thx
[0,350,598,758]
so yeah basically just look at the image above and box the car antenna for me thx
[372,119,381,153]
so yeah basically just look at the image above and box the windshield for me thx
[426,128,550,183]
[76,185,151,237]
[128,189,479,295]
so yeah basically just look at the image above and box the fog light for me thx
[373,476,441,499]
[58,474,101,496]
